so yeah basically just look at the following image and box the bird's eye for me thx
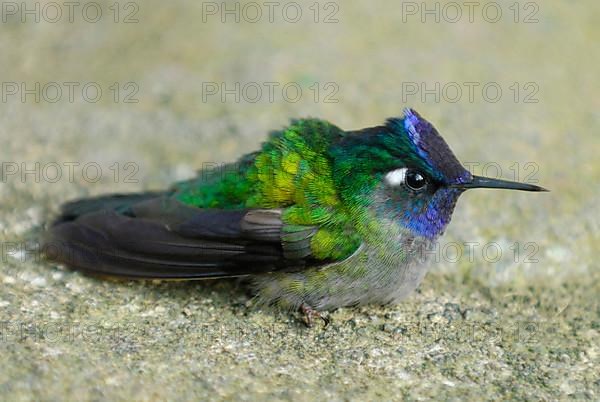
[405,169,427,191]
[384,168,429,192]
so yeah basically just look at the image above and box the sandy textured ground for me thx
[0,1,598,400]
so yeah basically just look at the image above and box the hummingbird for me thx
[45,109,547,326]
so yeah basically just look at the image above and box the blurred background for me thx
[0,1,598,400]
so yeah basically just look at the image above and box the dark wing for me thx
[44,195,320,279]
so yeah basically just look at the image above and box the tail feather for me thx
[53,191,166,224]
[43,193,299,279]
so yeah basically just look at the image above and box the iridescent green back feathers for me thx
[174,119,361,260]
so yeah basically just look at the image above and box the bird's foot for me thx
[299,303,329,328]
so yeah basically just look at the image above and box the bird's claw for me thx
[299,303,329,328]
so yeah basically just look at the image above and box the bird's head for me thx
[330,108,547,240]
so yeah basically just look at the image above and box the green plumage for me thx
[174,119,362,261]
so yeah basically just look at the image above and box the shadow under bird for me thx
[45,108,547,326]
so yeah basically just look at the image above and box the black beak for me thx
[453,175,549,192]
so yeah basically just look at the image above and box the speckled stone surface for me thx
[0,1,598,400]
